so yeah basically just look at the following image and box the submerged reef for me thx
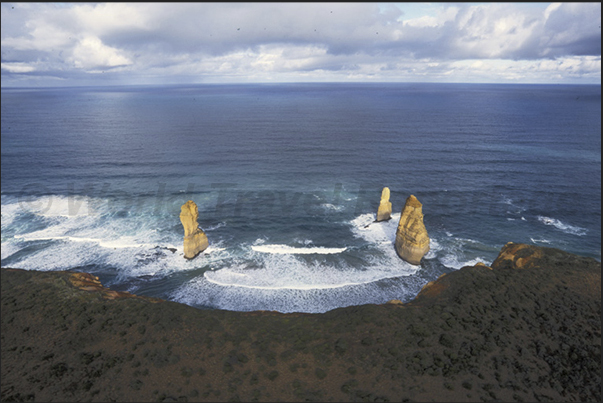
[1,243,600,402]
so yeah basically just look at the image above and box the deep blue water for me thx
[1,83,601,313]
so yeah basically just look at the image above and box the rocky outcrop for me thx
[395,195,430,265]
[180,200,208,259]
[491,242,545,270]
[69,272,162,301]
[412,242,601,305]
[376,187,392,222]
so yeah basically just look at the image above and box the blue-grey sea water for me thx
[1,83,601,313]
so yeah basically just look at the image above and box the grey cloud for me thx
[540,3,601,57]
[5,3,600,60]
[98,3,394,56]
[1,3,600,86]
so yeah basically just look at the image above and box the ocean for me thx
[1,83,601,313]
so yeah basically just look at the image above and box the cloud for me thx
[1,62,36,73]
[1,2,600,86]
[540,2,601,57]
[69,36,132,69]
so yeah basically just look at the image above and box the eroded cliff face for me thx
[395,195,430,265]
[180,200,208,259]
[376,187,392,222]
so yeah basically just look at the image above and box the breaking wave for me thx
[537,216,587,236]
[251,244,346,254]
[2,192,592,313]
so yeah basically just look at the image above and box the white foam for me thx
[205,245,226,254]
[435,237,491,270]
[172,274,420,313]
[292,238,314,246]
[0,241,21,260]
[188,217,423,308]
[349,212,433,269]
[320,203,343,211]
[3,195,505,313]
[252,237,268,245]
[537,216,587,236]
[423,237,442,259]
[20,195,100,218]
[251,244,346,255]
[440,255,487,270]
[350,212,399,245]
[2,238,104,272]
[98,237,156,249]
[207,255,403,290]
[530,237,551,244]
[173,245,424,313]
[6,230,194,277]
[14,233,154,249]
[503,197,526,213]
[349,212,444,264]
[204,222,226,231]
[2,194,204,277]
[11,211,97,240]
[1,202,22,227]
[202,231,419,292]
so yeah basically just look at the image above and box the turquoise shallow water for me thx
[1,83,601,313]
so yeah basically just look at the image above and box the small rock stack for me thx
[180,200,209,259]
[376,187,392,222]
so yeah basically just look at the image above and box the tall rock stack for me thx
[395,195,430,265]
[180,200,209,260]
[376,187,392,222]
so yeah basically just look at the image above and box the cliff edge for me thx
[1,243,600,402]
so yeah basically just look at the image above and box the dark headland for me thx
[1,243,600,402]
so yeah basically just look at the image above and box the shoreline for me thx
[1,243,601,402]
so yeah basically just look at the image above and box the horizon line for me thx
[2,81,601,90]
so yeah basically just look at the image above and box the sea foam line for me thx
[530,237,551,244]
[537,216,587,236]
[14,234,154,249]
[251,244,346,255]
[203,272,405,290]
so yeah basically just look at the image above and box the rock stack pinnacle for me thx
[376,187,392,222]
[394,195,430,265]
[180,200,209,259]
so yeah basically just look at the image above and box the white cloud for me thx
[69,36,132,69]
[401,5,459,28]
[1,10,73,51]
[544,3,563,20]
[72,2,150,34]
[1,2,600,86]
[1,62,36,73]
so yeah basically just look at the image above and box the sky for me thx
[1,2,601,87]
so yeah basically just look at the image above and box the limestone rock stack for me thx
[376,187,392,222]
[180,200,209,260]
[395,195,430,265]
